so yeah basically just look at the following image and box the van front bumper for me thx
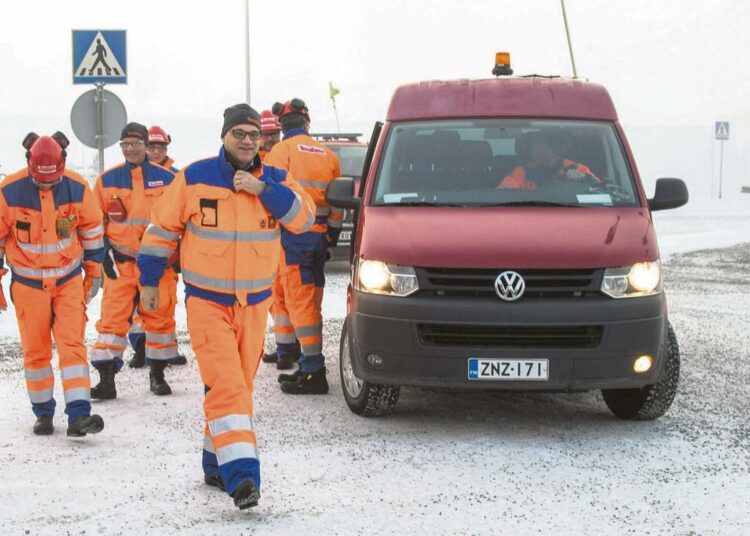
[348,292,668,391]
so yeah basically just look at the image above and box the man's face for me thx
[147,143,168,163]
[223,125,261,167]
[120,137,148,165]
[260,130,280,152]
[531,140,561,168]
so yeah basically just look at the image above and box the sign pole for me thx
[718,139,724,200]
[245,0,251,104]
[95,82,105,173]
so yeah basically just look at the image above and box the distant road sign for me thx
[70,89,127,149]
[72,30,127,84]
[715,121,730,140]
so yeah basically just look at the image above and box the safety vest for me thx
[94,160,175,260]
[0,169,105,289]
[264,130,343,244]
[500,158,599,191]
[138,147,315,306]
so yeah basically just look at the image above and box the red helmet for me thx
[148,125,171,145]
[260,110,281,133]
[28,136,65,183]
[271,98,310,121]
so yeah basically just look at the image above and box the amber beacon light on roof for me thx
[492,52,513,77]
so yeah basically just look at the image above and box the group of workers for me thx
[0,98,342,510]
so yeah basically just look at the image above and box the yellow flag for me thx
[329,81,341,100]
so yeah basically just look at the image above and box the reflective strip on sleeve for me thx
[111,243,140,258]
[81,238,105,250]
[182,270,275,293]
[25,367,53,381]
[185,222,280,243]
[139,244,174,258]
[279,195,302,226]
[297,179,330,189]
[109,218,151,227]
[145,224,181,242]
[16,236,74,254]
[28,387,54,404]
[63,387,91,404]
[208,414,254,437]
[78,225,104,239]
[216,442,259,466]
[10,256,81,279]
[60,365,90,381]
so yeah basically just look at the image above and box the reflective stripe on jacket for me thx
[137,147,315,306]
[94,160,175,260]
[0,168,104,288]
[264,129,343,246]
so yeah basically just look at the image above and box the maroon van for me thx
[326,57,688,419]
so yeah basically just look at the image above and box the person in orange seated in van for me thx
[498,136,599,190]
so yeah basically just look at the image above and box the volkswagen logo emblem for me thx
[495,271,525,301]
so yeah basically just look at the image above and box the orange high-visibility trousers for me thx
[187,295,270,496]
[11,277,92,423]
[93,260,177,370]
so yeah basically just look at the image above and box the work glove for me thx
[102,249,120,280]
[0,268,7,313]
[83,261,101,304]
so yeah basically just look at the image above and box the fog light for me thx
[367,353,383,368]
[633,355,653,373]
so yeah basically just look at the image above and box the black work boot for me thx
[276,355,296,370]
[173,354,188,365]
[128,338,146,369]
[277,368,301,384]
[91,362,117,400]
[149,361,172,396]
[204,474,226,492]
[261,351,278,364]
[67,414,104,437]
[33,415,54,435]
[233,480,260,510]
[280,367,329,395]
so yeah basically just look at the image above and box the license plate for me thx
[468,358,549,381]
[339,231,352,242]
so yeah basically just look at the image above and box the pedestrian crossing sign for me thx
[72,30,127,84]
[715,121,730,141]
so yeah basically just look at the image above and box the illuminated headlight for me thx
[356,258,419,297]
[601,261,662,298]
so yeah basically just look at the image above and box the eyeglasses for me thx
[261,131,280,137]
[230,129,261,141]
[120,140,144,149]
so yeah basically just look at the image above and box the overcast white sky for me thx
[1,0,748,194]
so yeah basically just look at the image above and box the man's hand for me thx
[565,168,587,181]
[0,268,8,313]
[84,276,101,304]
[233,170,265,195]
[140,285,159,312]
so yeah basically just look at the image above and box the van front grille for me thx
[417,323,603,348]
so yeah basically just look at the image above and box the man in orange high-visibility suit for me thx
[138,103,314,510]
[128,125,187,368]
[264,98,342,390]
[91,123,178,400]
[258,110,281,161]
[0,132,105,437]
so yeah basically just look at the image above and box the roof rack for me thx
[311,133,363,141]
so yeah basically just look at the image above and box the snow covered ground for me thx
[0,195,748,534]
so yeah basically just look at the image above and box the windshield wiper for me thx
[481,201,583,207]
[378,201,467,207]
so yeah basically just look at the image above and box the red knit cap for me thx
[260,110,281,133]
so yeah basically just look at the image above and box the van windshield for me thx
[372,120,639,207]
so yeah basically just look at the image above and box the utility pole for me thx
[560,0,578,78]
[244,0,251,104]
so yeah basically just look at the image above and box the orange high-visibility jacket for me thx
[137,147,315,306]
[94,160,175,259]
[0,168,105,289]
[499,158,600,191]
[264,130,343,245]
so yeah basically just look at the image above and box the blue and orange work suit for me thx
[0,169,105,424]
[128,157,180,350]
[264,129,342,373]
[138,147,314,497]
[92,160,178,371]
[499,158,600,190]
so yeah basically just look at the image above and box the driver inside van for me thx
[498,134,599,191]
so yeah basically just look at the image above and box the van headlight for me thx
[601,261,662,298]
[356,259,419,297]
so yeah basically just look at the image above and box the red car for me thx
[327,54,688,419]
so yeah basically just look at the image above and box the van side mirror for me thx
[326,177,361,210]
[648,178,688,211]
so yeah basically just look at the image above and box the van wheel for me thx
[339,318,400,417]
[602,322,680,420]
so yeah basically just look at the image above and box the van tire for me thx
[602,322,680,420]
[339,318,400,417]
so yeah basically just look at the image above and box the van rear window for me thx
[372,120,639,207]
